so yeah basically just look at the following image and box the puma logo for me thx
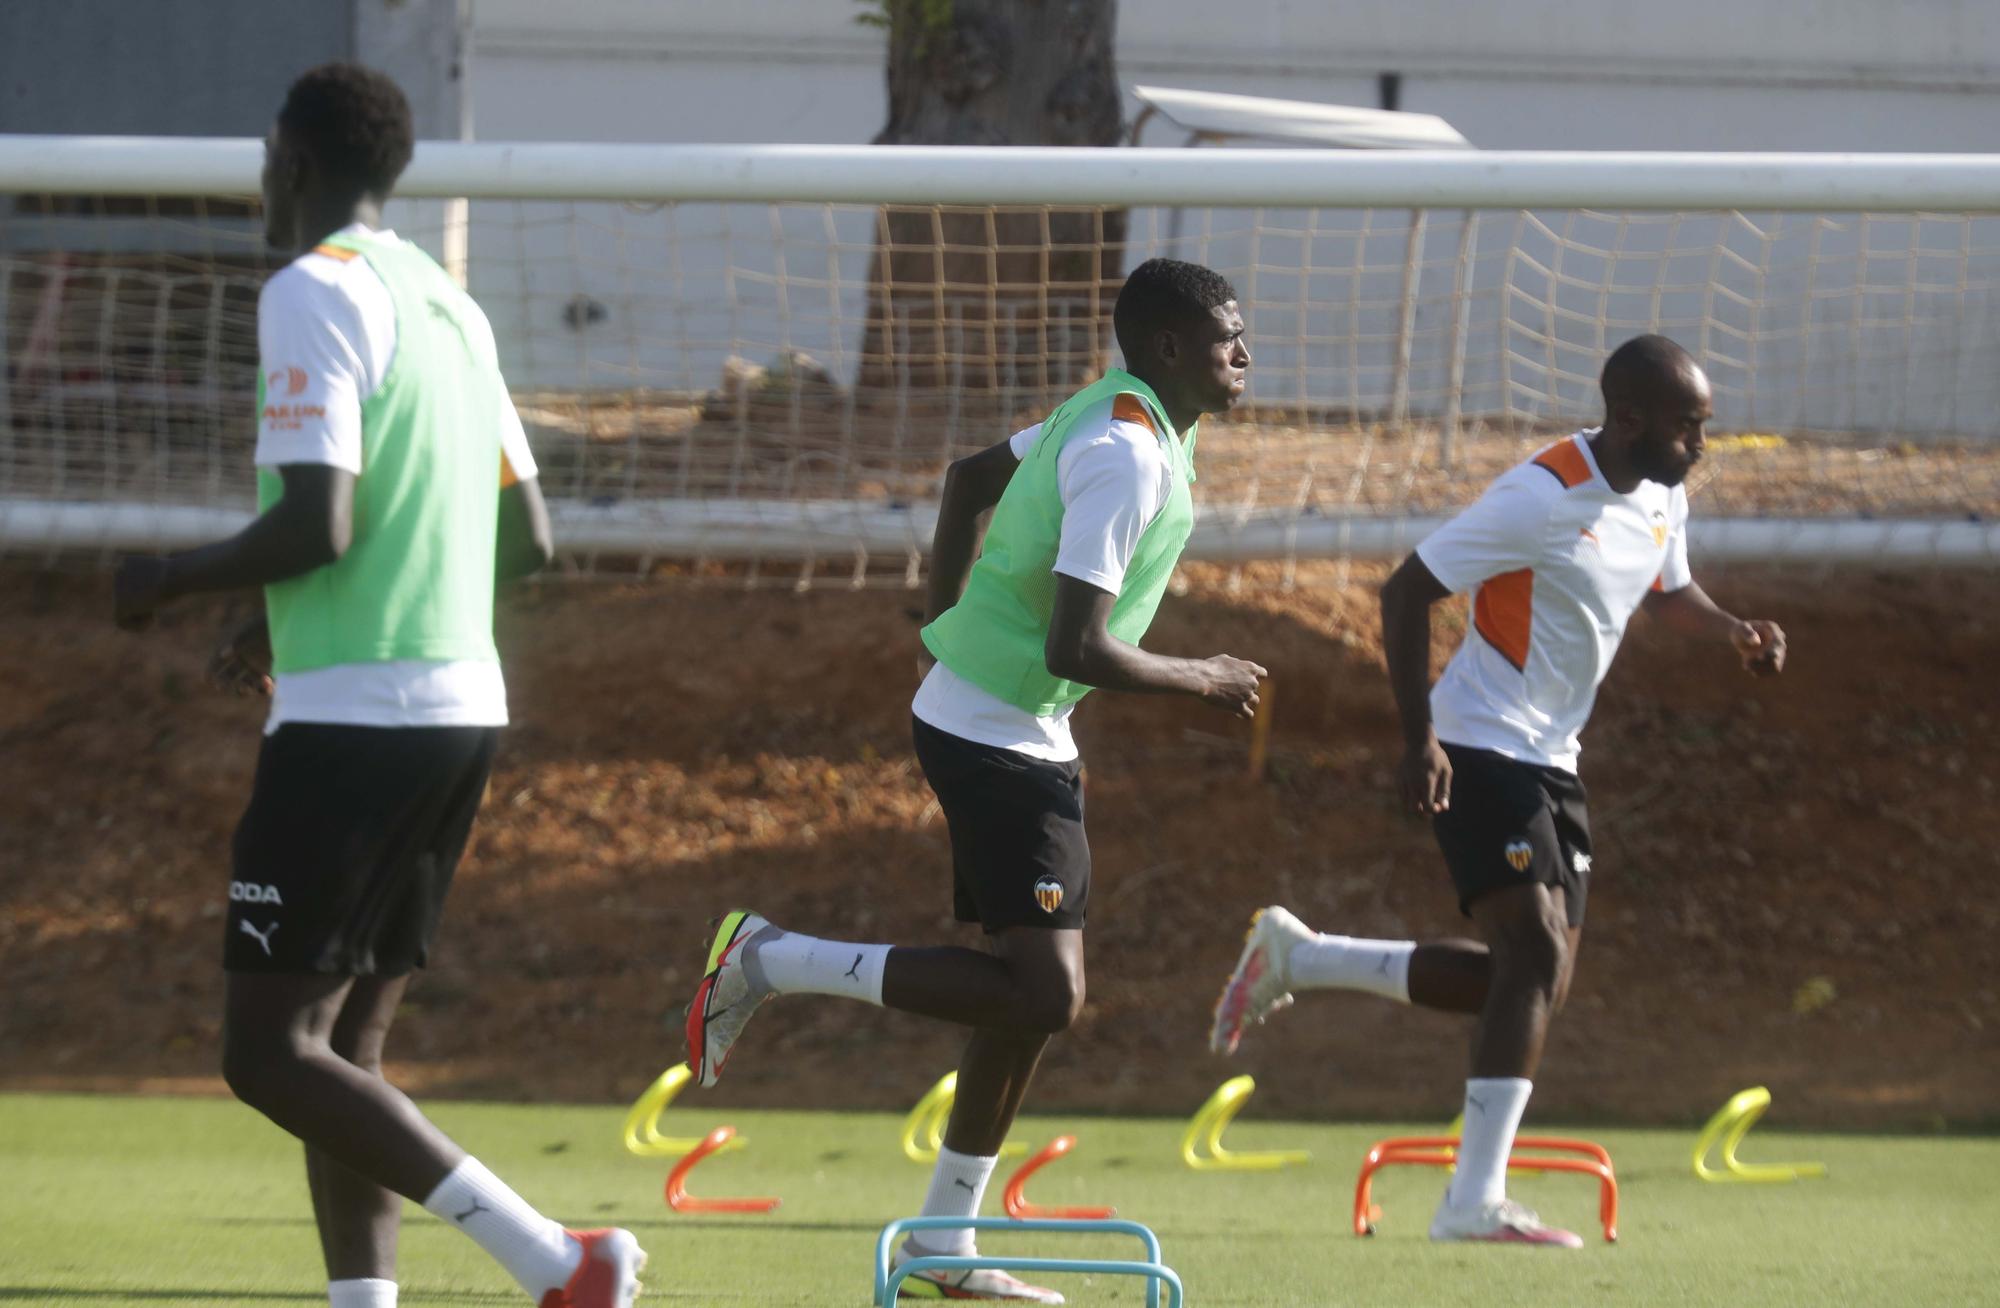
[426,299,478,357]
[843,953,864,982]
[952,1178,978,1193]
[454,1197,490,1224]
[1375,955,1393,975]
[238,919,279,957]
[1466,1093,1489,1116]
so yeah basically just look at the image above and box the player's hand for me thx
[1731,619,1786,677]
[208,615,274,698]
[112,555,173,631]
[1399,735,1452,815]
[1196,655,1266,720]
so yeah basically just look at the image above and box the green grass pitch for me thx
[2,1093,1995,1306]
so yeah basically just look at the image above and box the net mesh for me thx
[4,192,1996,581]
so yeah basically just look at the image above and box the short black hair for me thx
[1114,258,1237,363]
[278,63,414,197]
[1601,334,1698,411]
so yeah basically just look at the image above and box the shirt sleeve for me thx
[1051,419,1171,594]
[1414,475,1553,594]
[1007,423,1042,459]
[1655,485,1694,592]
[252,264,378,474]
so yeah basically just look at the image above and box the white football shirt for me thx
[1415,430,1691,773]
[255,224,537,733]
[912,401,1181,762]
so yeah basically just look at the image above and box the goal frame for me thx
[3,138,1997,565]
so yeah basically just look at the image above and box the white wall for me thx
[468,0,2000,151]
[457,0,2000,436]
[469,0,886,144]
[1126,0,1998,90]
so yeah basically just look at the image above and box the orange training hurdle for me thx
[1352,1135,1618,1243]
[664,1125,781,1214]
[1003,1135,1116,1220]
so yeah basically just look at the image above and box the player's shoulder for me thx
[1478,448,1571,509]
[1072,390,1168,446]
[1109,390,1166,436]
[1668,479,1691,519]
[261,238,387,317]
[1518,431,1598,494]
[1067,398,1169,472]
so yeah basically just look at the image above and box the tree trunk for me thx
[857,0,1126,429]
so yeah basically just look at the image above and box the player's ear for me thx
[263,144,296,207]
[1153,327,1180,367]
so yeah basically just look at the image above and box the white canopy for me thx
[1130,84,1473,151]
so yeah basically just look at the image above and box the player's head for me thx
[1600,334,1710,487]
[1113,258,1249,421]
[263,63,415,250]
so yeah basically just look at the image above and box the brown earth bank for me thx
[1,563,1995,1131]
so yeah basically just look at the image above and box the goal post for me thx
[3,139,1996,577]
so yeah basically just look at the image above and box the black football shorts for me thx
[1431,741,1591,929]
[912,715,1090,933]
[224,723,498,975]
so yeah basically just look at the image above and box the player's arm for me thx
[1039,421,1262,716]
[1641,582,1785,676]
[113,465,354,630]
[117,263,368,631]
[1379,552,1454,814]
[1044,577,1264,716]
[1639,493,1784,676]
[924,435,1023,625]
[196,440,548,692]
[1380,477,1550,815]
[497,477,554,581]
[495,385,554,582]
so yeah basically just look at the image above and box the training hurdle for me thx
[664,1126,780,1214]
[900,1071,1027,1164]
[1353,1135,1619,1243]
[1692,1086,1828,1183]
[621,1062,744,1157]
[875,1216,1181,1308]
[1004,1135,1116,1219]
[1181,1075,1311,1171]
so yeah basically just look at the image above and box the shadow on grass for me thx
[0,1289,739,1305]
[199,1214,885,1235]
[616,1216,884,1235]
[0,1293,337,1305]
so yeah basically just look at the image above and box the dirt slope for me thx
[1,563,1994,1130]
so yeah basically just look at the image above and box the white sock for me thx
[1448,1077,1534,1208]
[328,1280,396,1308]
[911,1146,1000,1255]
[743,930,888,1005]
[421,1158,580,1300]
[1288,934,1415,1003]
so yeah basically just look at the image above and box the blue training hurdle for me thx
[874,1216,1183,1308]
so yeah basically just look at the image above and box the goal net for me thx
[3,142,1996,582]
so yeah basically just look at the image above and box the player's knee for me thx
[329,1016,391,1073]
[1021,974,1085,1034]
[1495,909,1568,994]
[221,1021,322,1106]
[220,1026,282,1107]
[1552,966,1577,1013]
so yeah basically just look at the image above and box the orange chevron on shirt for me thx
[1473,568,1534,672]
[1111,393,1157,433]
[1532,436,1592,490]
